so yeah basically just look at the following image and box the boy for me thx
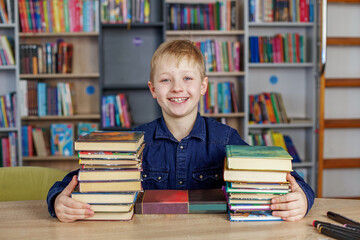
[47,40,314,223]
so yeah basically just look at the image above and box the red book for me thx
[135,189,227,214]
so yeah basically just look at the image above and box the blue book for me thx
[50,123,74,156]
[283,135,302,163]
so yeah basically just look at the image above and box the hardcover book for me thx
[71,192,138,204]
[84,208,134,221]
[78,168,142,181]
[78,143,145,160]
[226,145,292,171]
[74,131,144,152]
[78,180,142,193]
[135,189,227,214]
[229,210,282,222]
[50,123,74,156]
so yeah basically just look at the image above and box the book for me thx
[78,180,142,193]
[79,159,141,166]
[80,164,142,170]
[71,192,138,204]
[229,182,290,190]
[78,143,145,159]
[50,123,74,156]
[228,193,280,200]
[135,189,227,214]
[229,204,271,211]
[226,145,293,171]
[89,203,134,213]
[78,169,142,181]
[84,208,134,221]
[229,210,282,222]
[74,131,144,152]
[77,122,99,138]
[224,162,289,183]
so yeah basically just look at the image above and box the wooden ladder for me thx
[317,0,360,198]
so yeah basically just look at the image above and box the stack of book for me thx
[223,145,293,221]
[71,131,145,220]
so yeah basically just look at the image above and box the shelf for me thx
[166,30,245,36]
[19,73,100,79]
[202,112,245,118]
[327,37,360,46]
[328,0,360,3]
[0,65,16,70]
[103,84,149,90]
[293,162,314,168]
[0,127,18,132]
[323,158,360,169]
[102,22,164,28]
[206,71,245,77]
[325,78,360,87]
[21,114,100,121]
[18,32,99,37]
[324,119,360,128]
[22,156,78,161]
[248,63,314,68]
[0,23,16,28]
[248,123,313,129]
[248,22,314,27]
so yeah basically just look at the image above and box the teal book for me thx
[225,145,292,171]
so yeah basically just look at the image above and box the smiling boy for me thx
[47,40,314,222]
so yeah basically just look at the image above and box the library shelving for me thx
[17,0,100,171]
[99,0,164,130]
[0,0,21,168]
[245,0,318,190]
[165,0,246,136]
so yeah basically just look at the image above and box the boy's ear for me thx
[148,81,157,99]
[200,77,208,96]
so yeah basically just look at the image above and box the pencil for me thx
[327,211,360,226]
[345,224,360,231]
[313,220,360,235]
[319,226,360,240]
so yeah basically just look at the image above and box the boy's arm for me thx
[290,170,315,214]
[47,169,79,217]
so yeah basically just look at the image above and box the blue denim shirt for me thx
[47,113,314,217]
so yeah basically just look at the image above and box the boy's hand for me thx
[271,173,308,222]
[54,175,94,222]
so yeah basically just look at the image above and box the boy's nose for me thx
[171,80,184,92]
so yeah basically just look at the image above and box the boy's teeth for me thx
[170,98,187,103]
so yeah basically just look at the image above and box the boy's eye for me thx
[184,77,193,80]
[160,79,170,83]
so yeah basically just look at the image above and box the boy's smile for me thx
[148,55,208,120]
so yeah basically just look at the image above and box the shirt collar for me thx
[154,113,206,142]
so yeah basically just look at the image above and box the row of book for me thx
[19,80,76,117]
[0,132,17,167]
[18,0,99,33]
[249,0,314,22]
[224,145,292,221]
[20,41,73,74]
[21,122,98,157]
[199,81,239,114]
[249,92,288,124]
[0,0,13,23]
[0,35,15,66]
[102,94,132,129]
[248,130,302,163]
[71,131,145,220]
[0,92,16,128]
[195,40,241,73]
[249,33,306,63]
[166,1,237,31]
[101,0,150,24]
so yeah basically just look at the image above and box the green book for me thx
[225,145,292,171]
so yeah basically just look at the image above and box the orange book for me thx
[263,92,277,123]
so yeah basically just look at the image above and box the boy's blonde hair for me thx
[150,40,206,83]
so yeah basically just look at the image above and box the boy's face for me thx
[148,55,208,119]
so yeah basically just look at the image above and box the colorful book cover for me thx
[226,145,292,160]
[135,189,227,214]
[50,123,74,156]
[77,122,99,138]
[229,210,282,222]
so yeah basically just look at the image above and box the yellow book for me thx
[271,132,288,151]
[0,96,8,127]
[53,0,61,32]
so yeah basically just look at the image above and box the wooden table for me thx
[0,198,359,240]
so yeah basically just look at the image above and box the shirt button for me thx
[199,175,203,179]
[158,176,162,180]
[143,174,147,178]
[180,146,184,149]
[179,181,183,185]
[215,174,219,178]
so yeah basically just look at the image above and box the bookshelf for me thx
[0,0,21,168]
[318,0,360,198]
[244,0,317,190]
[99,0,165,130]
[17,0,100,171]
[165,0,246,136]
